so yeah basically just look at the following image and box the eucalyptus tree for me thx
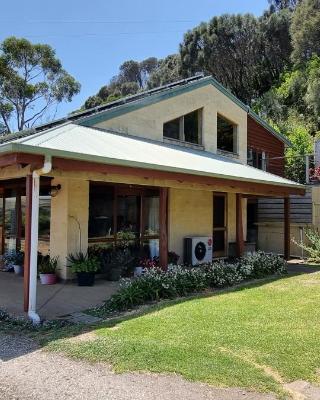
[0,36,80,133]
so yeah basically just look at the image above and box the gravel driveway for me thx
[0,332,277,400]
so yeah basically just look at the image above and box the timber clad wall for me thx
[247,116,285,177]
[258,189,312,224]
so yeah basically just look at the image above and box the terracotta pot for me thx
[39,273,57,285]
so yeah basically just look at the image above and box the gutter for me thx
[28,155,52,324]
[1,141,303,190]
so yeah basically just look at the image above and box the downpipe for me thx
[28,155,52,324]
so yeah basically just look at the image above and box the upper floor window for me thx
[217,114,237,154]
[163,109,202,145]
[248,148,267,171]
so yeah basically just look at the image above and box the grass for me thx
[46,271,320,397]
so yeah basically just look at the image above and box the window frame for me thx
[163,108,203,146]
[88,183,160,247]
[216,113,238,155]
[247,148,267,171]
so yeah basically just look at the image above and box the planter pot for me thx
[76,272,95,286]
[39,273,57,285]
[13,264,23,276]
[107,267,122,281]
[134,266,144,277]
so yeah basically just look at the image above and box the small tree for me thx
[292,228,320,263]
[0,37,81,133]
[285,122,313,183]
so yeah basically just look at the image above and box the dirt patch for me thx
[284,380,320,400]
[66,331,97,344]
[0,333,277,400]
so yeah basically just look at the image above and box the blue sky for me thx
[1,0,269,121]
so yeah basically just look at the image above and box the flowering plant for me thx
[97,251,287,313]
[139,257,158,269]
[309,166,320,181]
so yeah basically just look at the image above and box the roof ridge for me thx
[0,73,291,147]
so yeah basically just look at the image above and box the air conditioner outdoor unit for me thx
[184,236,213,266]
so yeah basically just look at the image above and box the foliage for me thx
[116,230,136,249]
[0,36,80,133]
[67,252,100,274]
[285,121,313,182]
[147,54,182,89]
[38,255,58,274]
[292,227,320,262]
[82,57,160,110]
[167,251,180,265]
[179,11,292,105]
[268,0,299,11]
[291,0,320,63]
[256,56,320,135]
[139,257,158,269]
[95,251,286,313]
[3,250,24,266]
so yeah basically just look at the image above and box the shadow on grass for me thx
[1,265,319,362]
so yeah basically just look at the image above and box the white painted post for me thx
[28,174,40,324]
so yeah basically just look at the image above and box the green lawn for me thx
[48,270,320,397]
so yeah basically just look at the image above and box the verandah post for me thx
[284,197,290,260]
[159,187,168,270]
[23,174,32,312]
[236,193,244,258]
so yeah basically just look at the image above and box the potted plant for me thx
[4,250,24,275]
[67,252,100,286]
[38,256,58,285]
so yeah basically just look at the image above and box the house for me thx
[0,75,305,320]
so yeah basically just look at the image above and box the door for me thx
[213,193,227,257]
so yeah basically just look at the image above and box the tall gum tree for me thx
[0,37,81,133]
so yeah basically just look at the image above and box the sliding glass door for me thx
[213,193,227,257]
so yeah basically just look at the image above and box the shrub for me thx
[38,256,58,274]
[96,251,286,314]
[67,252,100,274]
[292,228,320,263]
[3,250,24,267]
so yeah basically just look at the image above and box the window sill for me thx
[164,137,204,151]
[217,149,239,159]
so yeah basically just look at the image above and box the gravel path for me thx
[0,332,277,400]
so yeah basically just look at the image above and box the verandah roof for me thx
[0,123,303,191]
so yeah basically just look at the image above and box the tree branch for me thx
[0,111,11,134]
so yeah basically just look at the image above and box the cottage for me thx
[0,75,304,320]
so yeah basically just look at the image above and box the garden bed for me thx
[89,251,287,318]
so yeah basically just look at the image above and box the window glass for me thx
[247,149,254,166]
[184,110,199,144]
[89,185,114,238]
[252,150,257,167]
[143,196,159,236]
[217,115,236,153]
[213,230,225,252]
[163,109,202,144]
[38,196,51,255]
[4,191,16,251]
[163,118,180,140]
[257,152,263,170]
[213,196,225,228]
[117,195,139,238]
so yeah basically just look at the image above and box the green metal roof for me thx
[0,75,291,147]
[0,123,302,190]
